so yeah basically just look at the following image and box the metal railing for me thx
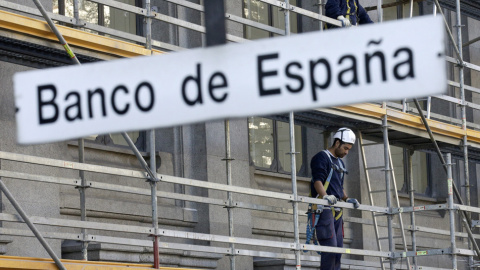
[0,149,477,269]
[1,0,480,269]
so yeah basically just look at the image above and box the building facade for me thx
[1,0,480,269]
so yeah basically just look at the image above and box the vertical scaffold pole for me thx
[377,0,383,22]
[407,150,417,268]
[284,0,291,36]
[289,112,301,270]
[144,0,156,263]
[382,116,394,270]
[30,0,161,266]
[446,153,457,269]
[78,139,88,260]
[73,0,79,24]
[149,130,159,269]
[204,1,231,268]
[224,120,235,270]
[454,0,472,266]
[283,3,300,269]
[409,0,413,18]
[318,0,324,31]
[145,0,152,50]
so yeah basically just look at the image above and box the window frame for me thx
[242,0,301,39]
[248,116,308,177]
[396,148,433,197]
[54,0,143,35]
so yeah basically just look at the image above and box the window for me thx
[243,0,298,40]
[382,0,420,22]
[391,146,430,195]
[248,116,306,176]
[53,0,141,35]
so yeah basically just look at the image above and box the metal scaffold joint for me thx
[145,174,160,183]
[455,59,467,68]
[73,19,86,27]
[279,1,294,11]
[472,220,480,227]
[74,179,91,188]
[145,172,161,182]
[223,201,237,209]
[226,247,238,257]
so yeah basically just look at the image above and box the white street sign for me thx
[14,15,446,144]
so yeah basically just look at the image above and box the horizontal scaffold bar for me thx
[391,203,448,214]
[0,225,392,260]
[12,167,455,240]
[394,247,476,258]
[394,248,451,258]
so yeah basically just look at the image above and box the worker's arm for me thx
[357,3,374,24]
[314,180,328,198]
[325,0,343,18]
[342,190,348,201]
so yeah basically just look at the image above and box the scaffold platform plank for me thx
[0,255,199,270]
[0,10,163,58]
[330,103,480,146]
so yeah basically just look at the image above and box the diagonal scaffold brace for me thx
[30,0,161,267]
[413,99,480,260]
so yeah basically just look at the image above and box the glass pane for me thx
[53,0,61,14]
[276,121,302,173]
[104,0,136,34]
[243,0,269,39]
[382,0,398,22]
[391,147,428,194]
[391,145,405,190]
[58,0,99,24]
[248,117,274,169]
[411,151,428,194]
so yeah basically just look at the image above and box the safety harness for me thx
[325,0,360,28]
[345,0,360,26]
[304,150,347,254]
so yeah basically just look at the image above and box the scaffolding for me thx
[1,0,480,269]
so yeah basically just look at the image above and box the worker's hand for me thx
[323,195,338,205]
[346,198,360,209]
[337,15,351,27]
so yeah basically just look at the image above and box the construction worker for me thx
[310,128,360,270]
[325,0,373,28]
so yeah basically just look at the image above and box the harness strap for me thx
[305,150,344,251]
[346,0,351,22]
[354,0,359,25]
[321,150,345,220]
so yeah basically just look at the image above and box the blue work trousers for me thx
[316,208,343,270]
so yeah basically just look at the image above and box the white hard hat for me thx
[333,128,356,145]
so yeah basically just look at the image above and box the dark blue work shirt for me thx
[325,0,373,27]
[310,150,345,200]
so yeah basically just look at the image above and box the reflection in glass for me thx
[248,117,274,169]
